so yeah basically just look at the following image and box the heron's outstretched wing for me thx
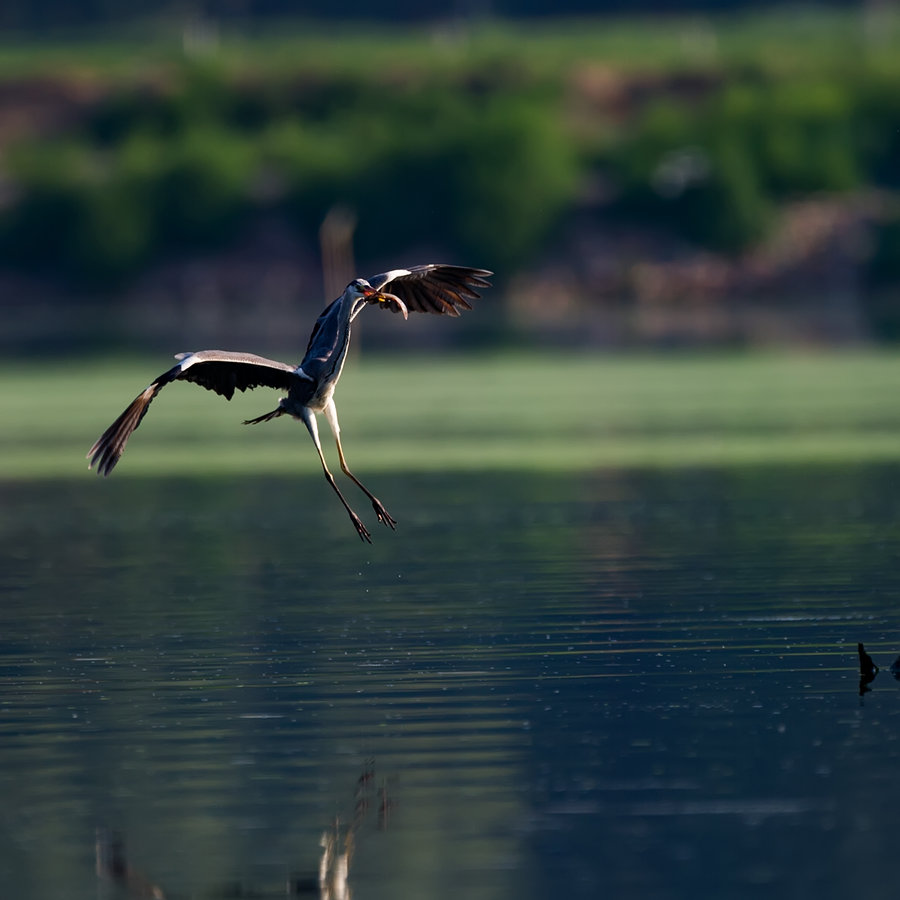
[87,350,298,476]
[367,264,492,317]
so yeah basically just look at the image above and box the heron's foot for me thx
[349,511,373,543]
[372,499,396,530]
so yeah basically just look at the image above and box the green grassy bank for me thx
[2,351,899,479]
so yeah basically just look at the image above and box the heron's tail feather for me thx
[87,385,159,476]
[243,407,284,425]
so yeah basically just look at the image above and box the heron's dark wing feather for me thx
[87,383,162,476]
[87,351,297,476]
[368,264,492,316]
[177,350,296,399]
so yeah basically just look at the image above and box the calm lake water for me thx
[1,465,899,900]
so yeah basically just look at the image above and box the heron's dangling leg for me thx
[324,399,396,529]
[301,407,372,543]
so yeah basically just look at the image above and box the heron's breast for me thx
[288,377,335,413]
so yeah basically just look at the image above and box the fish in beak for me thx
[364,287,409,320]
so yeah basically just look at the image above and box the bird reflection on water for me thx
[95,761,391,899]
[95,828,166,899]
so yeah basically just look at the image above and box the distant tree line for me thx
[0,64,577,284]
[1,54,900,295]
[0,0,862,33]
[607,73,900,256]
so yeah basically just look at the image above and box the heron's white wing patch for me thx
[369,269,412,291]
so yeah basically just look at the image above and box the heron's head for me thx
[346,278,409,319]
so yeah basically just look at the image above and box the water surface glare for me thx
[1,466,899,899]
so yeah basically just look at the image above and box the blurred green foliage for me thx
[607,99,774,252]
[605,71,900,253]
[0,62,579,283]
[1,42,900,283]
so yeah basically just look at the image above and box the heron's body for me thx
[88,264,491,542]
[299,294,358,409]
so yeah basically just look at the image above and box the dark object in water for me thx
[857,642,879,678]
[890,655,900,679]
[857,642,879,696]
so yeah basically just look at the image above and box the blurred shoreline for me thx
[1,10,898,353]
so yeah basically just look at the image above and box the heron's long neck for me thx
[331,292,362,342]
[349,296,367,323]
[323,294,364,381]
[334,295,367,353]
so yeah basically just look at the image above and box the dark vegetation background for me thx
[0,1,898,352]
[0,0,870,31]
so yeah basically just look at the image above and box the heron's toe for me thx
[350,513,373,543]
[372,501,396,530]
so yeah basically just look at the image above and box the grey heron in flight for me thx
[88,264,492,542]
